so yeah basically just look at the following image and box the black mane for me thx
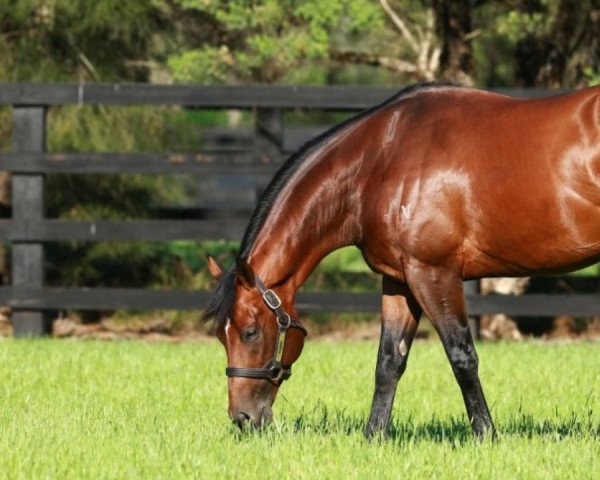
[202,82,459,327]
[201,265,236,325]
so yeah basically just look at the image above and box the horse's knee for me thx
[448,344,479,381]
[376,351,408,381]
[376,335,409,383]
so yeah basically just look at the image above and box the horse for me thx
[203,82,600,438]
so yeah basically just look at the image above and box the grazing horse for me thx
[203,83,600,438]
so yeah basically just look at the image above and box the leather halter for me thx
[225,274,307,385]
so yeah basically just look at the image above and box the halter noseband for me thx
[225,274,307,385]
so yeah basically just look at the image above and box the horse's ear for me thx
[235,258,256,288]
[207,255,224,279]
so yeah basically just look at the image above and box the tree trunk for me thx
[432,0,474,85]
[566,0,600,87]
[515,0,600,87]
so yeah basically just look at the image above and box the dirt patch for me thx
[0,307,11,337]
[1,309,599,342]
[547,316,600,340]
[51,317,212,342]
[481,314,600,341]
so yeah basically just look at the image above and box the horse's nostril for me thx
[233,411,251,427]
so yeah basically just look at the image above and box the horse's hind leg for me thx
[365,275,422,438]
[406,264,495,438]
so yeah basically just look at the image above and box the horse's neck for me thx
[247,147,360,291]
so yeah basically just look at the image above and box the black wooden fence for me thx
[0,83,599,337]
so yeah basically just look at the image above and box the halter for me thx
[225,274,307,385]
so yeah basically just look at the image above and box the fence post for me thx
[255,107,283,156]
[254,108,283,198]
[11,105,49,336]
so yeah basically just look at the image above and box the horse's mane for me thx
[202,82,459,328]
[202,265,236,326]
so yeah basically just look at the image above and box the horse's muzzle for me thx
[230,405,273,430]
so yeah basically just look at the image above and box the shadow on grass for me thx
[289,406,473,444]
[280,404,600,444]
[503,410,600,440]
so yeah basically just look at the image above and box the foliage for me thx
[0,1,205,289]
[42,104,202,289]
[304,247,379,293]
[167,0,384,84]
[491,2,557,42]
[45,105,198,221]
[569,262,600,277]
[3,1,599,89]
[138,241,379,293]
[473,0,600,88]
[3,0,600,296]
[165,0,600,87]
[584,68,600,87]
[0,0,170,82]
[0,339,598,478]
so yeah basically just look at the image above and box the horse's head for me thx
[206,256,307,429]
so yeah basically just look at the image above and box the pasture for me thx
[0,338,598,479]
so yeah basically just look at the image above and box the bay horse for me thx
[203,83,600,438]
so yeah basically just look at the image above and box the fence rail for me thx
[0,219,245,241]
[0,83,595,337]
[0,83,562,108]
[0,287,598,316]
[0,151,284,175]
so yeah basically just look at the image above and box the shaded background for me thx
[1,0,599,338]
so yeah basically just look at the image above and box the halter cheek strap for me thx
[225,274,307,385]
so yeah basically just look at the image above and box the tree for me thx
[476,0,600,88]
[432,0,474,84]
[167,0,386,84]
[167,0,481,86]
[539,0,600,88]
[0,1,199,295]
[377,0,441,81]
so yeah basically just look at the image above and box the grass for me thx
[0,338,598,479]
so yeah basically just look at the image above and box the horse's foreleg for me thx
[406,264,495,439]
[365,276,422,439]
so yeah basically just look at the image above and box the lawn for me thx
[0,338,598,479]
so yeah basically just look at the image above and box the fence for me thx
[0,83,599,337]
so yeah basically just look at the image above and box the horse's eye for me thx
[241,326,258,342]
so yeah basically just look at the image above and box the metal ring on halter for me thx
[277,312,291,329]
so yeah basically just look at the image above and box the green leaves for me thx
[167,47,233,83]
[493,9,553,42]
[167,0,383,84]
[584,67,600,87]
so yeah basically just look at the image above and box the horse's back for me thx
[359,86,600,280]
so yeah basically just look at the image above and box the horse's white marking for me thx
[224,317,231,339]
[399,339,407,356]
[401,205,411,220]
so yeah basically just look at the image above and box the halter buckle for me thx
[262,289,282,310]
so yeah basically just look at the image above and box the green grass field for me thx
[0,338,598,479]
